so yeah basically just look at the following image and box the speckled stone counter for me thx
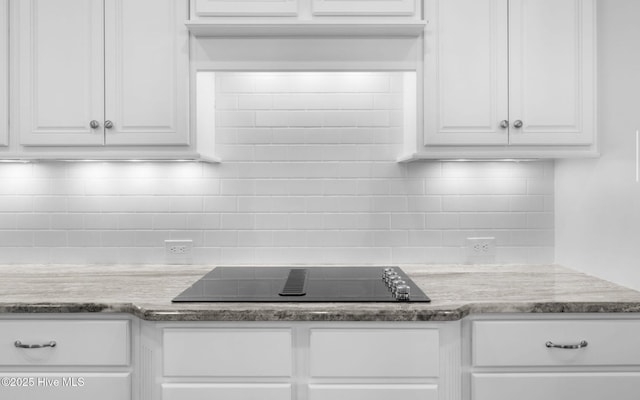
[1,264,640,321]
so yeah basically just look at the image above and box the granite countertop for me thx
[1,264,640,321]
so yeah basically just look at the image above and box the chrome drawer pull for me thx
[14,340,57,349]
[545,340,588,349]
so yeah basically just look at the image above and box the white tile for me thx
[256,214,289,230]
[323,112,358,127]
[459,213,527,229]
[216,111,255,127]
[356,111,389,127]
[84,214,119,230]
[425,213,460,229]
[34,231,67,247]
[238,94,273,109]
[526,213,555,229]
[33,197,67,212]
[221,214,255,229]
[0,231,33,246]
[0,197,33,212]
[390,214,425,229]
[408,231,443,246]
[118,214,154,230]
[204,197,238,212]
[204,231,239,247]
[407,196,442,212]
[101,231,137,247]
[153,214,188,230]
[273,231,307,247]
[372,197,407,212]
[374,231,409,246]
[68,231,102,247]
[16,214,51,230]
[221,248,256,264]
[443,196,511,212]
[238,231,274,247]
[187,214,221,230]
[0,215,16,229]
[50,214,84,230]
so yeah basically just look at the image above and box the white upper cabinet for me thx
[417,0,597,159]
[189,0,422,26]
[17,0,104,146]
[14,0,189,150]
[0,0,8,147]
[508,0,595,145]
[104,0,189,146]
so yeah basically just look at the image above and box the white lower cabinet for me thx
[162,383,292,400]
[308,384,438,400]
[0,373,131,400]
[472,373,640,400]
[0,316,132,400]
[146,322,459,400]
[468,316,640,400]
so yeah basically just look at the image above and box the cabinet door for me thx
[424,0,509,145]
[163,383,291,400]
[0,0,7,146]
[508,0,596,145]
[104,0,189,146]
[312,0,416,16]
[309,384,438,400]
[0,373,130,400]
[17,0,105,146]
[193,0,297,17]
[472,373,640,400]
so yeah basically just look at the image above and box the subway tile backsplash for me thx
[0,72,554,265]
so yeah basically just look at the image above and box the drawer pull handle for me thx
[14,340,57,349]
[545,340,588,349]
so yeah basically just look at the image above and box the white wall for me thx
[556,0,640,289]
[0,72,554,265]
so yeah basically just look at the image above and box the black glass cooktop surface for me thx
[172,266,430,303]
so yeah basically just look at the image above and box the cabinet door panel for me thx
[163,328,292,377]
[0,0,7,146]
[424,0,508,145]
[0,320,130,366]
[17,0,105,146]
[163,384,291,400]
[0,373,130,400]
[472,373,640,400]
[309,384,438,400]
[104,0,189,145]
[310,329,439,378]
[508,0,596,145]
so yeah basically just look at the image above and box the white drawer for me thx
[309,328,439,378]
[0,320,130,366]
[163,328,292,377]
[0,373,130,400]
[472,373,640,400]
[163,383,291,400]
[473,320,640,367]
[309,384,438,400]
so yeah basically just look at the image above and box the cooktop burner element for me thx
[172,266,430,303]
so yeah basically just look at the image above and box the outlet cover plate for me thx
[165,239,193,264]
[466,237,496,264]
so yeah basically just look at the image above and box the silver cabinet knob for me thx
[499,120,509,129]
[89,120,100,129]
[513,120,523,128]
[104,120,114,129]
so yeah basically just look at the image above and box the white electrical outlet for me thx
[165,239,193,263]
[466,237,496,264]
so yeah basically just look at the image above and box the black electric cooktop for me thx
[172,266,430,303]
